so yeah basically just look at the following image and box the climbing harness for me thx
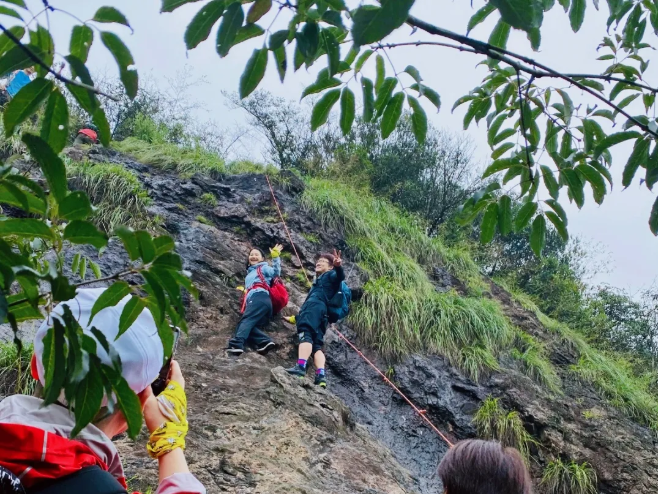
[265,175,454,448]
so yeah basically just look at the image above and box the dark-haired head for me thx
[315,253,335,275]
[438,440,532,494]
[247,247,266,267]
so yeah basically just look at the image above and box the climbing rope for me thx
[265,174,454,449]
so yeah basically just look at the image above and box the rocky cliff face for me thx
[4,146,657,494]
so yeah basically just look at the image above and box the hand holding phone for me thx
[151,327,181,396]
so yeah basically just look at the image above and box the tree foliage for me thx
[166,0,658,252]
[0,4,196,438]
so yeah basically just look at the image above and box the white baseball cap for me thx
[33,287,164,403]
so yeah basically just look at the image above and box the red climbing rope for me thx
[265,174,311,285]
[265,174,454,449]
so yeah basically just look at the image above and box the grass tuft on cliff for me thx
[473,396,536,460]
[541,458,598,494]
[0,342,35,396]
[303,179,510,379]
[512,331,562,393]
[500,278,658,429]
[65,159,153,232]
[114,137,225,179]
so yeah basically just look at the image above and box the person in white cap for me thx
[0,288,205,494]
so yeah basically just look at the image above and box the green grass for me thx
[512,331,561,392]
[499,277,658,429]
[65,159,153,232]
[199,192,218,207]
[226,159,278,175]
[541,458,598,494]
[196,215,212,225]
[0,342,35,396]
[472,396,536,460]
[301,232,321,244]
[114,137,225,179]
[303,179,510,379]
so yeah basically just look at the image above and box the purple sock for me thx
[298,359,307,369]
[316,368,325,376]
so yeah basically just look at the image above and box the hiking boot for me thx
[256,341,276,355]
[226,347,244,356]
[314,374,327,388]
[285,364,307,378]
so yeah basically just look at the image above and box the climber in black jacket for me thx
[285,250,344,388]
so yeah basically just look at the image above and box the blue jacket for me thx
[245,258,281,301]
[304,266,345,306]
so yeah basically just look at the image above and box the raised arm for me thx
[264,244,283,278]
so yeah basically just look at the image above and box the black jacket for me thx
[304,266,345,305]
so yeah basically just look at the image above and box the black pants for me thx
[297,299,328,354]
[229,291,273,349]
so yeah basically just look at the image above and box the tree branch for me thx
[403,17,658,139]
[0,23,119,102]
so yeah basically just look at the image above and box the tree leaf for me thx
[514,201,538,232]
[408,95,428,145]
[380,92,405,139]
[594,131,640,158]
[92,107,111,147]
[64,220,108,250]
[234,24,265,46]
[0,218,53,239]
[351,1,414,46]
[322,10,345,28]
[0,182,44,215]
[59,191,93,221]
[21,134,68,204]
[302,77,342,99]
[589,160,613,187]
[488,114,508,147]
[540,165,560,199]
[4,78,52,137]
[0,43,44,78]
[0,5,20,18]
[217,1,244,57]
[79,257,87,281]
[71,363,103,437]
[492,142,515,159]
[39,88,69,154]
[569,0,586,31]
[480,202,498,244]
[135,230,156,263]
[115,227,140,261]
[622,137,650,188]
[374,77,397,115]
[296,21,319,59]
[311,88,341,131]
[321,29,340,76]
[340,87,355,136]
[490,0,543,31]
[355,49,373,73]
[483,158,523,178]
[273,46,286,83]
[161,0,203,13]
[576,163,607,204]
[92,6,131,29]
[247,0,271,23]
[488,19,511,54]
[71,253,81,274]
[90,281,130,324]
[530,214,547,256]
[100,32,138,99]
[468,3,497,34]
[42,323,66,406]
[152,252,183,271]
[90,260,102,279]
[104,366,143,439]
[403,65,422,84]
[268,29,288,50]
[562,168,585,208]
[545,198,568,225]
[239,48,268,99]
[29,25,53,77]
[184,0,225,50]
[545,211,569,241]
[70,25,93,63]
[118,296,146,338]
[154,236,176,256]
[650,196,658,235]
[362,77,374,123]
[498,195,513,235]
[375,54,385,92]
[409,83,441,112]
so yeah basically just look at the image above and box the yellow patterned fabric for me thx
[146,380,188,459]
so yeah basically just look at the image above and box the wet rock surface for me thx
[3,146,657,493]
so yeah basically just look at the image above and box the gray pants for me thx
[228,291,273,350]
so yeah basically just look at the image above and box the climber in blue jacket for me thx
[227,244,283,356]
[286,250,344,388]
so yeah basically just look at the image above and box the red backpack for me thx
[240,266,289,315]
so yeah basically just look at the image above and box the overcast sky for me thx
[22,0,658,294]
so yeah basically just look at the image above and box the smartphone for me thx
[151,327,181,396]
